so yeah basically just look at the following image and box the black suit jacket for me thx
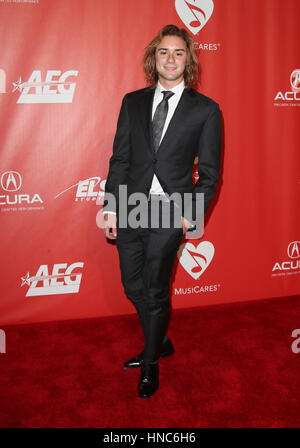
[103,85,221,221]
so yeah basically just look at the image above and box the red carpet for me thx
[1,295,300,428]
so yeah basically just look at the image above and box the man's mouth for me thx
[164,66,177,71]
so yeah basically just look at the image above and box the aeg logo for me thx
[21,262,84,297]
[13,70,78,103]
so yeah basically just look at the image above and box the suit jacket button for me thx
[152,158,157,164]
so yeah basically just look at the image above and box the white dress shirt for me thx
[149,79,185,195]
[104,79,185,214]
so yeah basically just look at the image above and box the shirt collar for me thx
[155,79,185,98]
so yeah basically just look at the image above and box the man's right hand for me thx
[103,213,117,239]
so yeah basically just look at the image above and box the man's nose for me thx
[167,52,175,62]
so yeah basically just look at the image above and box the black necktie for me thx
[152,90,175,152]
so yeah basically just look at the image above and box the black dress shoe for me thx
[124,337,174,369]
[138,362,159,398]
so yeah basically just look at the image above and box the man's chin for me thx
[160,72,183,82]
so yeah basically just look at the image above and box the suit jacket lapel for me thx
[138,87,155,153]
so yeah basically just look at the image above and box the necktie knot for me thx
[162,90,174,102]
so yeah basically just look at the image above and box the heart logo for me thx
[175,0,214,35]
[177,241,214,279]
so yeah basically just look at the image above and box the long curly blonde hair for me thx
[143,24,199,88]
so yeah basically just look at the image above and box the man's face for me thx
[155,35,187,87]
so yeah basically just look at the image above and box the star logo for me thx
[12,77,24,93]
[21,272,32,287]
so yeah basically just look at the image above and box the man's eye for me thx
[176,53,183,56]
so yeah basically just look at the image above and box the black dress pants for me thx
[116,196,183,364]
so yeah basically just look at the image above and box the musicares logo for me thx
[178,241,214,279]
[175,0,214,35]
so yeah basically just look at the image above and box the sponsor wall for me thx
[0,0,299,325]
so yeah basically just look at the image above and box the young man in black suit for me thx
[102,25,221,398]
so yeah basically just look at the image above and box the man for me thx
[102,25,221,398]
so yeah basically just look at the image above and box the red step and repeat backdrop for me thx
[0,0,299,325]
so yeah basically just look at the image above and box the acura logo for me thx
[290,70,300,93]
[1,171,22,192]
[287,241,300,259]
